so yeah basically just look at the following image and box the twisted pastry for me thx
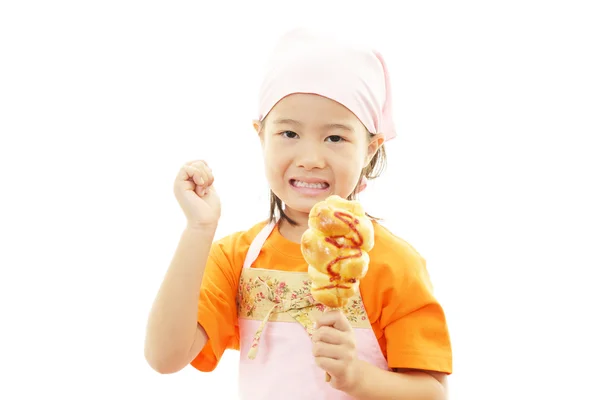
[301,195,375,309]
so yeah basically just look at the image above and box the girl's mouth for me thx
[290,179,329,189]
[289,179,330,196]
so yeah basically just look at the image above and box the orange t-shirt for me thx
[190,220,452,374]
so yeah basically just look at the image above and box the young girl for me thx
[145,28,452,400]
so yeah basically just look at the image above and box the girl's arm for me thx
[144,225,217,374]
[347,362,447,400]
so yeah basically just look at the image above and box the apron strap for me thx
[243,221,276,270]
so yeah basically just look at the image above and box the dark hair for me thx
[269,132,387,226]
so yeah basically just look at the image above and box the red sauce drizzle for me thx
[322,211,363,283]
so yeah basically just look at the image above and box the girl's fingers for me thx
[184,166,208,187]
[312,341,345,360]
[312,326,346,345]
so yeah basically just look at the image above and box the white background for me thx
[1,1,599,399]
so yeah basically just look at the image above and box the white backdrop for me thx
[1,1,599,399]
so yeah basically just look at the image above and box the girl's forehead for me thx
[267,93,363,125]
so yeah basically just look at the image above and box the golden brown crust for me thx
[301,195,374,308]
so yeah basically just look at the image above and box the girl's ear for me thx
[364,133,385,167]
[253,120,261,134]
[253,120,265,145]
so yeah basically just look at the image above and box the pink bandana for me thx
[257,28,397,141]
[256,28,397,192]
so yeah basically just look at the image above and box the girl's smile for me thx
[289,177,331,197]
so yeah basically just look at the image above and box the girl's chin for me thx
[282,196,335,216]
[275,186,353,214]
[282,201,313,216]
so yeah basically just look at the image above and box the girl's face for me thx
[256,93,383,217]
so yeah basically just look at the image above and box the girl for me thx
[145,28,452,400]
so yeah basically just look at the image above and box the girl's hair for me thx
[269,132,387,226]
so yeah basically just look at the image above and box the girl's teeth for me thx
[294,180,327,189]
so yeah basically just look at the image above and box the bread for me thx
[300,195,374,308]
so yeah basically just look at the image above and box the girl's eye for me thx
[326,135,345,143]
[281,130,298,139]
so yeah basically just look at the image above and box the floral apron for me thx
[236,221,389,399]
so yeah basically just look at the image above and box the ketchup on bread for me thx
[300,195,374,309]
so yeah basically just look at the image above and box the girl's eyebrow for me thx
[272,118,354,132]
[272,118,302,126]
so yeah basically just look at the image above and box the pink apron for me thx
[236,221,389,399]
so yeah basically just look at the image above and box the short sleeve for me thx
[190,240,240,372]
[382,254,453,374]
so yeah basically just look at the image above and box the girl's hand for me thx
[312,309,362,392]
[173,160,221,229]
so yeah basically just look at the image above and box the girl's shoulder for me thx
[371,221,425,263]
[365,222,431,287]
[211,219,270,259]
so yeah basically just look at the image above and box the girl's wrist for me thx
[184,223,218,237]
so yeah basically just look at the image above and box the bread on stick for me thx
[301,195,374,382]
[301,195,374,309]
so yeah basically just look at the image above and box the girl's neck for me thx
[278,208,309,243]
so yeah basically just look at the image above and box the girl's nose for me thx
[295,146,326,170]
